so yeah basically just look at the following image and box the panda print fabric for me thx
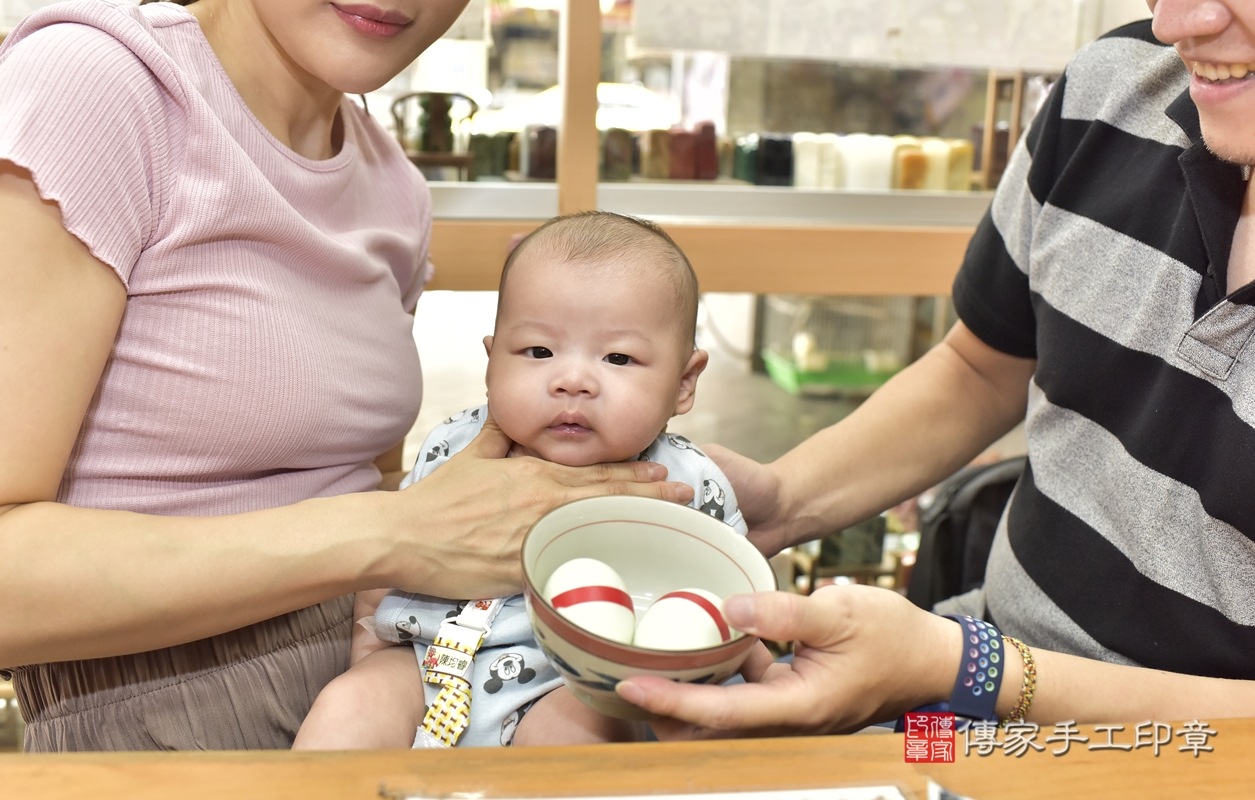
[699,479,727,521]
[373,405,747,748]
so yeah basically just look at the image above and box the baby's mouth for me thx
[548,413,592,434]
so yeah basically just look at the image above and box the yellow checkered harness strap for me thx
[416,599,505,749]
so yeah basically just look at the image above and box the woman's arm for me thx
[374,440,408,491]
[619,586,1255,737]
[710,321,1037,556]
[0,165,694,669]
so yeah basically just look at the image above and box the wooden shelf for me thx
[430,182,992,226]
[426,184,986,295]
[429,218,971,295]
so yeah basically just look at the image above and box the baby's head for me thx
[484,212,707,467]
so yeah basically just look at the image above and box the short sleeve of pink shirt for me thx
[0,0,432,515]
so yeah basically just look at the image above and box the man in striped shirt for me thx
[957,15,1255,679]
[618,0,1255,733]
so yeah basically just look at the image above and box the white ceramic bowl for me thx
[522,495,777,719]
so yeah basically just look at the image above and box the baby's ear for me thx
[673,348,709,416]
[482,336,496,397]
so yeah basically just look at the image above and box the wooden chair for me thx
[390,92,480,181]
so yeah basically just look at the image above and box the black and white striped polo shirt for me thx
[953,20,1255,679]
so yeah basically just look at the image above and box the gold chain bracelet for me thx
[1000,635,1037,725]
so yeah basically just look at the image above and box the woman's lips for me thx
[331,3,411,38]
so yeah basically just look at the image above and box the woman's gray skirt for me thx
[11,595,352,751]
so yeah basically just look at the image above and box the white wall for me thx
[4,0,138,30]
[1102,0,1152,34]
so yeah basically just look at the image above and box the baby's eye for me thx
[525,346,553,359]
[604,353,633,366]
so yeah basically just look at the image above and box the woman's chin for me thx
[306,47,417,96]
[326,70,401,97]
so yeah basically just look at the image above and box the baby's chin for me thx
[522,439,650,467]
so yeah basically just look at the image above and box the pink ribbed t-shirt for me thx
[0,0,430,516]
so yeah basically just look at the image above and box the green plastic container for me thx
[761,349,900,396]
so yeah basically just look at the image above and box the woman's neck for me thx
[189,0,344,160]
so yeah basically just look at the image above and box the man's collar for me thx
[1165,88,1202,144]
[1162,87,1247,311]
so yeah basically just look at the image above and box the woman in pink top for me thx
[0,0,693,750]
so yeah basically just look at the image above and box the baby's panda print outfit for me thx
[373,405,747,748]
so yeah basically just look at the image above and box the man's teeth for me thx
[1193,61,1255,82]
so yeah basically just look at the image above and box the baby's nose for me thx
[551,362,598,396]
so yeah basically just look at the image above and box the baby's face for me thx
[484,256,705,467]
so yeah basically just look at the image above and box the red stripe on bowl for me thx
[551,585,634,612]
[660,591,730,641]
[527,585,755,670]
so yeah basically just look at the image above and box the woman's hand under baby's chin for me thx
[517,439,652,464]
[507,441,531,459]
[503,435,651,468]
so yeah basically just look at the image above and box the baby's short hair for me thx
[497,211,699,348]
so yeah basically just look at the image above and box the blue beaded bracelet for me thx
[943,614,1003,721]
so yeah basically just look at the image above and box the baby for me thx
[293,211,746,750]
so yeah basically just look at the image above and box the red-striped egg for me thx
[633,588,732,651]
[542,558,635,645]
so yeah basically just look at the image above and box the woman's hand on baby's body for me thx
[380,414,695,599]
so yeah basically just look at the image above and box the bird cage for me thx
[760,295,915,395]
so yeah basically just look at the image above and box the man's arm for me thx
[713,321,1036,556]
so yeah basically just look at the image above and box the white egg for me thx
[542,557,635,644]
[633,588,734,651]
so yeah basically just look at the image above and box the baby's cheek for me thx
[486,394,526,437]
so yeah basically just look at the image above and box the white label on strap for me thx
[422,644,474,681]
